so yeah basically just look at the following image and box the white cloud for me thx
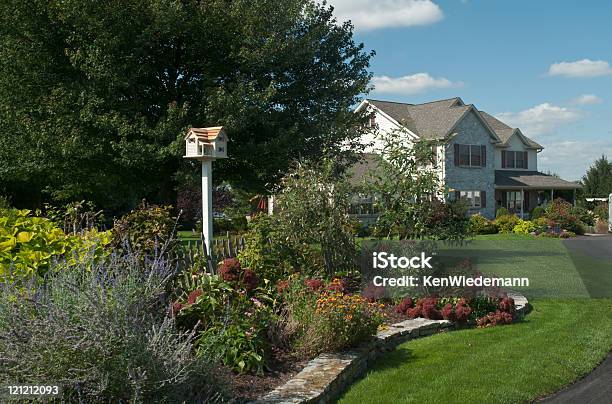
[548,59,612,78]
[496,103,581,137]
[330,0,443,31]
[372,73,461,95]
[570,94,603,105]
[539,140,612,181]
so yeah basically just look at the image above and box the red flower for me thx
[187,289,202,305]
[219,258,241,282]
[242,268,260,291]
[454,302,472,322]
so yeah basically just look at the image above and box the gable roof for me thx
[362,98,545,149]
[185,126,225,141]
[479,112,543,149]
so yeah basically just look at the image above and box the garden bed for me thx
[254,292,528,403]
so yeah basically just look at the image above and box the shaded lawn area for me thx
[339,299,612,404]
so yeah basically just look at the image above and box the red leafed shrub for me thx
[361,283,386,302]
[242,268,260,291]
[305,278,324,292]
[395,297,414,314]
[406,306,422,319]
[454,301,472,323]
[187,289,202,305]
[498,297,515,314]
[421,298,442,320]
[219,258,241,282]
[476,311,513,327]
[441,303,456,321]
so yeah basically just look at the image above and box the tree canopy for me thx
[0,0,372,210]
[582,155,612,197]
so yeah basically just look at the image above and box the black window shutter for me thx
[454,190,461,201]
[501,150,506,168]
[481,191,487,208]
[454,144,460,166]
[524,151,528,169]
[481,145,487,167]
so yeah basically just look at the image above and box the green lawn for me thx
[339,299,612,404]
[339,234,612,403]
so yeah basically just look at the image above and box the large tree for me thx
[582,155,612,197]
[0,0,372,210]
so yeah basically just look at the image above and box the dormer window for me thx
[502,151,528,169]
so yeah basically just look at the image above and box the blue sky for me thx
[329,0,612,181]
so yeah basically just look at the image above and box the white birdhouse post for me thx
[184,126,228,256]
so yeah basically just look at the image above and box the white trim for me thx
[356,100,420,141]
[445,106,502,143]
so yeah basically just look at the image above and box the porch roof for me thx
[495,170,582,190]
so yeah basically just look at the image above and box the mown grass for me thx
[339,299,612,404]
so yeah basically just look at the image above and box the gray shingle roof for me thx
[495,170,581,189]
[346,153,383,187]
[368,98,470,140]
[479,111,543,149]
[366,98,542,149]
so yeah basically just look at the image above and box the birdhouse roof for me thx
[185,126,225,141]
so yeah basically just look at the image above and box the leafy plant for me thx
[593,203,609,222]
[494,214,520,234]
[111,201,177,258]
[469,214,498,235]
[496,207,510,218]
[512,219,539,235]
[0,208,111,282]
[529,206,545,220]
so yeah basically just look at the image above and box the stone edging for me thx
[253,292,528,404]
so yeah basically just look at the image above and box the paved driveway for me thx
[563,234,612,260]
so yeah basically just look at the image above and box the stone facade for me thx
[444,110,496,219]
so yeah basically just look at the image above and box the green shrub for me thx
[278,279,384,358]
[512,219,538,235]
[111,201,177,257]
[0,208,111,282]
[494,214,519,234]
[593,203,609,221]
[468,214,498,235]
[495,207,510,218]
[0,255,225,402]
[529,206,545,220]
[174,259,275,374]
[570,206,595,226]
[238,214,318,282]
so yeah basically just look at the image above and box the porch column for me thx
[521,188,524,218]
[573,189,577,206]
[551,188,554,201]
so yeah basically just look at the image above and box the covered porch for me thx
[495,170,582,218]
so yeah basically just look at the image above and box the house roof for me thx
[479,112,543,149]
[185,126,225,141]
[364,98,541,148]
[495,170,581,190]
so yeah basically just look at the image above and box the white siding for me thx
[494,133,538,171]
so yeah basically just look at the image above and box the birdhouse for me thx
[184,126,228,160]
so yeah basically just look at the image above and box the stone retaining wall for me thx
[254,292,528,404]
